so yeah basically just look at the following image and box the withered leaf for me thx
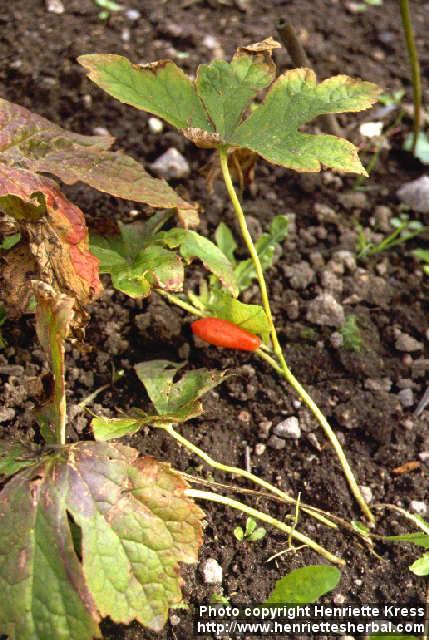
[0,442,203,638]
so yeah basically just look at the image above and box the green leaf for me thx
[248,527,267,542]
[0,442,38,478]
[157,228,238,294]
[409,552,429,576]
[215,222,237,264]
[90,233,184,299]
[230,69,381,174]
[233,526,244,541]
[206,289,270,340]
[112,245,184,299]
[196,40,278,140]
[404,131,429,164]
[234,214,288,291]
[135,359,226,420]
[379,532,429,548]
[78,54,213,131]
[265,565,341,605]
[0,97,198,227]
[1,232,21,250]
[118,210,173,260]
[33,283,74,443]
[91,416,141,441]
[0,442,203,637]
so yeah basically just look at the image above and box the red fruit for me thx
[191,317,261,352]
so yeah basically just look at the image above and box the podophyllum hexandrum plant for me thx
[78,38,381,522]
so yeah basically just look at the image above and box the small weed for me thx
[340,315,362,352]
[234,517,267,543]
[357,213,427,258]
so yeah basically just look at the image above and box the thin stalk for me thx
[160,423,336,528]
[399,0,422,154]
[219,145,374,525]
[186,488,344,566]
[156,289,204,317]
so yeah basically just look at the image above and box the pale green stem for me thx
[156,289,205,317]
[219,145,374,525]
[399,0,422,154]
[160,423,336,528]
[186,488,344,566]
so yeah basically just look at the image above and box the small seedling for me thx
[413,248,429,274]
[210,592,231,605]
[94,0,123,20]
[340,315,362,352]
[357,213,426,258]
[234,516,267,542]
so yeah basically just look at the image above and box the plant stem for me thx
[186,488,344,566]
[160,423,336,528]
[156,289,205,317]
[399,0,422,154]
[219,145,374,525]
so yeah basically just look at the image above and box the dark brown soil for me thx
[1,1,428,639]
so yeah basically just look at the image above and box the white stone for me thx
[359,121,383,138]
[148,117,164,134]
[359,485,373,504]
[150,147,190,179]
[202,558,223,584]
[306,293,345,327]
[273,417,301,439]
[46,0,65,14]
[397,176,429,213]
[410,501,427,516]
[125,9,141,20]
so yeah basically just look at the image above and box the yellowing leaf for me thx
[231,68,381,174]
[78,54,213,131]
[0,442,203,638]
[0,97,198,226]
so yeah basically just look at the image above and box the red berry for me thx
[191,317,261,352]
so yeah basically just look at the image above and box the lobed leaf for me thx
[0,97,198,226]
[231,69,381,174]
[78,54,212,131]
[135,359,226,420]
[196,39,279,140]
[157,228,238,295]
[0,442,203,638]
[379,532,429,548]
[265,565,341,605]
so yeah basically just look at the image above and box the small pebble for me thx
[46,0,65,13]
[258,420,272,439]
[306,432,322,451]
[395,333,423,353]
[306,293,345,327]
[273,417,301,439]
[169,614,180,626]
[238,410,251,424]
[364,378,392,392]
[150,147,190,179]
[93,126,110,137]
[267,435,286,450]
[409,501,427,516]
[148,117,164,134]
[418,452,429,462]
[283,261,314,290]
[330,332,344,349]
[397,176,429,213]
[125,9,141,20]
[333,594,346,605]
[359,485,373,504]
[254,443,266,456]
[202,558,223,584]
